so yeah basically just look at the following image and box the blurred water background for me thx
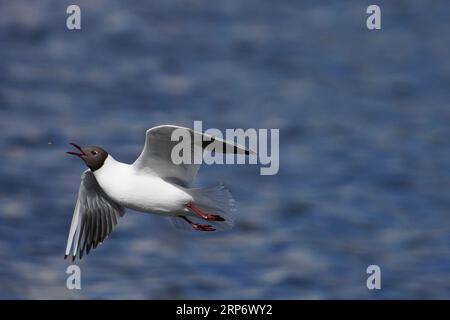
[1,0,450,299]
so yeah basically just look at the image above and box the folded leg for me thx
[185,202,225,221]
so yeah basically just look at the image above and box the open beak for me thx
[66,142,86,158]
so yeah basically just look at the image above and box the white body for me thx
[94,155,193,216]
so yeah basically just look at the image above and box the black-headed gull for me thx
[64,125,251,261]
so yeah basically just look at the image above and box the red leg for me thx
[185,202,225,221]
[180,216,216,232]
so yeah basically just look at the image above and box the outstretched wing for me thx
[64,170,125,261]
[132,125,251,186]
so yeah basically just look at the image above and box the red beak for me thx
[66,142,86,158]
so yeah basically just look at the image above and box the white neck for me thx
[94,154,127,175]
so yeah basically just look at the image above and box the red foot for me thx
[192,224,216,232]
[185,202,225,221]
[181,216,216,232]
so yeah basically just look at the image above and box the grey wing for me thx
[64,170,125,261]
[132,125,252,186]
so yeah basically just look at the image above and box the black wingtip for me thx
[64,254,68,260]
[71,255,76,262]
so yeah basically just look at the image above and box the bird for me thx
[64,125,252,261]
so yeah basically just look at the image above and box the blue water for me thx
[1,0,450,299]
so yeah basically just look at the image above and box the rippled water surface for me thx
[1,1,450,299]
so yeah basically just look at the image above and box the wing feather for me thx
[132,125,252,186]
[64,170,125,261]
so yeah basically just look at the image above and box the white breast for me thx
[93,155,193,215]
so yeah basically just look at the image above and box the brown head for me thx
[67,143,108,171]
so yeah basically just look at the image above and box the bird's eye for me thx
[91,150,97,155]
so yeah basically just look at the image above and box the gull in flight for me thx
[64,125,251,261]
